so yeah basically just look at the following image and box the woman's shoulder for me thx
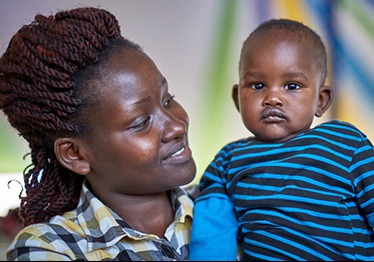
[10,214,81,243]
[6,218,80,260]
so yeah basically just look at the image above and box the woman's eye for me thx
[131,116,150,130]
[285,83,301,90]
[251,83,264,90]
[163,93,175,108]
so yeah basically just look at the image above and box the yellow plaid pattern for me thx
[7,181,195,261]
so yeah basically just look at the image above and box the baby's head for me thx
[242,18,328,86]
[232,18,332,142]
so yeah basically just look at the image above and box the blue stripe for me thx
[316,128,362,142]
[236,173,351,195]
[244,238,306,260]
[242,222,357,258]
[245,230,334,260]
[293,134,356,151]
[228,162,351,185]
[237,182,347,199]
[356,183,374,198]
[322,121,362,133]
[240,210,353,235]
[234,194,348,211]
[361,197,374,209]
[233,144,352,162]
[351,156,374,172]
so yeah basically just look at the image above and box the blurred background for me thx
[0,0,374,258]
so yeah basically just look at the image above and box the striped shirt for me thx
[191,120,374,261]
[7,182,195,261]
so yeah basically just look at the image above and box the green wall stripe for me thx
[338,0,374,40]
[194,0,238,180]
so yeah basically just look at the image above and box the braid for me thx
[0,7,121,226]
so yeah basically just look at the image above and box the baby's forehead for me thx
[246,24,324,54]
[248,27,309,45]
[243,30,312,57]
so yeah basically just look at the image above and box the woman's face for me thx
[80,48,196,196]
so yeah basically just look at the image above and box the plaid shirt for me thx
[6,182,195,261]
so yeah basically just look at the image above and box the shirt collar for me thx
[75,181,194,251]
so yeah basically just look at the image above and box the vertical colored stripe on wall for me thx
[193,0,238,182]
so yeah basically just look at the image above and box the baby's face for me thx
[236,29,327,142]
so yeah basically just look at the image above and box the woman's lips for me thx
[171,146,185,157]
[163,144,192,164]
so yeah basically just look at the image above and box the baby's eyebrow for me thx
[283,72,308,80]
[241,71,264,79]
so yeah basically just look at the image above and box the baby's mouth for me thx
[261,108,286,122]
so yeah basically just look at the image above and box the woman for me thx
[0,7,196,261]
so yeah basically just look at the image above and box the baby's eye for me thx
[251,83,264,90]
[285,83,301,90]
[164,93,175,108]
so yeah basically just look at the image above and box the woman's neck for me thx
[107,191,174,238]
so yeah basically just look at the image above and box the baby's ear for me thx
[54,137,90,175]
[232,84,240,112]
[315,85,333,117]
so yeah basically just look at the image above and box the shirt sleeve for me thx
[189,196,238,261]
[7,247,72,261]
[350,135,374,227]
[189,142,239,261]
[6,225,73,261]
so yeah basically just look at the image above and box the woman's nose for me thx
[161,107,188,143]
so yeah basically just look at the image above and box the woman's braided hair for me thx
[0,7,140,226]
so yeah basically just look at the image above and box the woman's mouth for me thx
[171,147,185,157]
[163,144,192,164]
